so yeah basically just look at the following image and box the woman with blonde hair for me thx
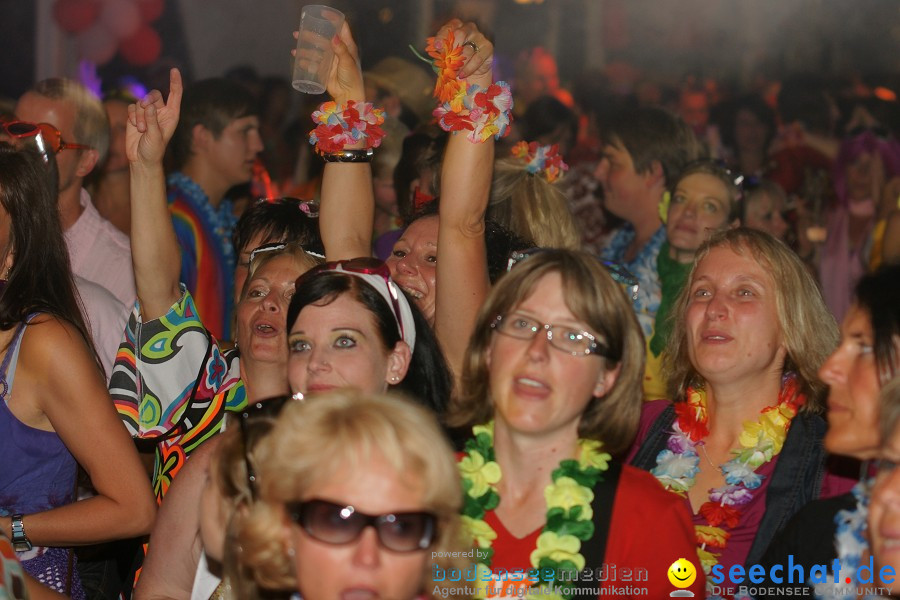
[238,389,466,600]
[448,248,703,598]
[487,144,580,249]
[629,228,854,593]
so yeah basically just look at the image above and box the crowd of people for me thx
[0,10,899,600]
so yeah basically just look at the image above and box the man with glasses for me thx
[15,78,135,309]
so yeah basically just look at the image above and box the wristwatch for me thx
[10,514,31,552]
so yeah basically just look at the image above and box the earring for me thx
[291,392,305,402]
[390,376,399,383]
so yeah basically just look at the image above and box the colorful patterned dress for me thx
[111,288,246,502]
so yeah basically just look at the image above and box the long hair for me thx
[447,248,645,456]
[0,144,97,364]
[664,228,838,409]
[287,271,452,415]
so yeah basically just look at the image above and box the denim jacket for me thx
[628,404,827,566]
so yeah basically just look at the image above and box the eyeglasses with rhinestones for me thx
[490,312,608,358]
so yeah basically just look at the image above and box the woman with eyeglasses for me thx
[445,248,703,598]
[628,228,855,596]
[236,389,466,600]
[644,160,742,400]
[0,144,156,598]
[757,263,900,595]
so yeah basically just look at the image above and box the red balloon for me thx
[137,0,165,23]
[119,25,162,67]
[53,0,101,34]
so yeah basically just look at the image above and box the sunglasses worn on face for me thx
[0,120,92,153]
[287,499,437,552]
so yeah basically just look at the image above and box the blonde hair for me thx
[663,228,838,409]
[487,158,581,249]
[241,243,322,299]
[237,390,467,599]
[447,248,645,455]
[32,78,109,164]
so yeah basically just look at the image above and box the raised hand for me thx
[435,18,494,88]
[292,21,364,104]
[126,67,183,166]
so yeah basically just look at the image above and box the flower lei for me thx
[815,480,875,600]
[651,374,805,598]
[511,141,569,183]
[308,100,386,154]
[458,422,611,599]
[415,28,513,143]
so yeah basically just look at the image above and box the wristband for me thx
[320,148,374,163]
[10,514,31,552]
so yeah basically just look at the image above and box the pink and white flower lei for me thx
[308,100,386,154]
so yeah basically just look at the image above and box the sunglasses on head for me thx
[286,499,437,552]
[247,241,325,265]
[238,394,302,499]
[0,119,92,153]
[506,248,640,301]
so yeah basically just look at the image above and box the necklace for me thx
[650,374,805,595]
[457,422,611,600]
[815,480,875,600]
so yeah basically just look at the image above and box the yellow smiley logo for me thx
[667,558,697,589]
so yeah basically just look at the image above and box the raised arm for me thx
[304,23,375,260]
[126,68,184,319]
[434,21,498,380]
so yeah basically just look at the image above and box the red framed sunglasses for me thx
[0,119,92,153]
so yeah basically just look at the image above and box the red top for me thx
[480,464,706,598]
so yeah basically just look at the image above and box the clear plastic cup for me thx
[292,5,345,94]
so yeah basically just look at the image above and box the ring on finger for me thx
[463,40,480,54]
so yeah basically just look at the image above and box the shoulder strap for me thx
[574,460,622,594]
[0,321,29,400]
[629,405,676,470]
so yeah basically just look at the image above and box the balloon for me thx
[137,0,164,23]
[101,0,141,39]
[53,0,101,34]
[119,25,162,66]
[76,21,117,65]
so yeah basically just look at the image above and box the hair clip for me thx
[511,141,568,183]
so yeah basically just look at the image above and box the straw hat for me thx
[364,57,434,124]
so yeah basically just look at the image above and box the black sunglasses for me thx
[286,499,437,552]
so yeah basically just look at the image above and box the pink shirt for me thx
[73,275,129,382]
[64,189,135,307]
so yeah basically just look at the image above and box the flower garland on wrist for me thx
[308,100,386,155]
[650,374,805,599]
[415,29,513,143]
[458,421,611,600]
[511,141,569,183]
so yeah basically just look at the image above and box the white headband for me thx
[328,265,417,354]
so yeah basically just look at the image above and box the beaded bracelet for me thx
[308,100,386,155]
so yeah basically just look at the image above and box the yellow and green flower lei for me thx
[458,422,611,599]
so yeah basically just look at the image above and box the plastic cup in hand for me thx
[292,5,344,94]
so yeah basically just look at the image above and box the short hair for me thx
[664,228,838,409]
[603,107,703,187]
[670,160,743,224]
[232,198,324,256]
[287,269,452,414]
[519,95,578,145]
[31,78,110,164]
[742,178,788,226]
[719,93,777,152]
[853,264,900,385]
[242,243,322,301]
[238,390,465,596]
[488,157,581,249]
[447,248,645,455]
[170,78,258,170]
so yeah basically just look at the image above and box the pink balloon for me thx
[119,25,162,66]
[77,21,117,64]
[137,0,164,23]
[53,0,101,34]
[101,0,141,39]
